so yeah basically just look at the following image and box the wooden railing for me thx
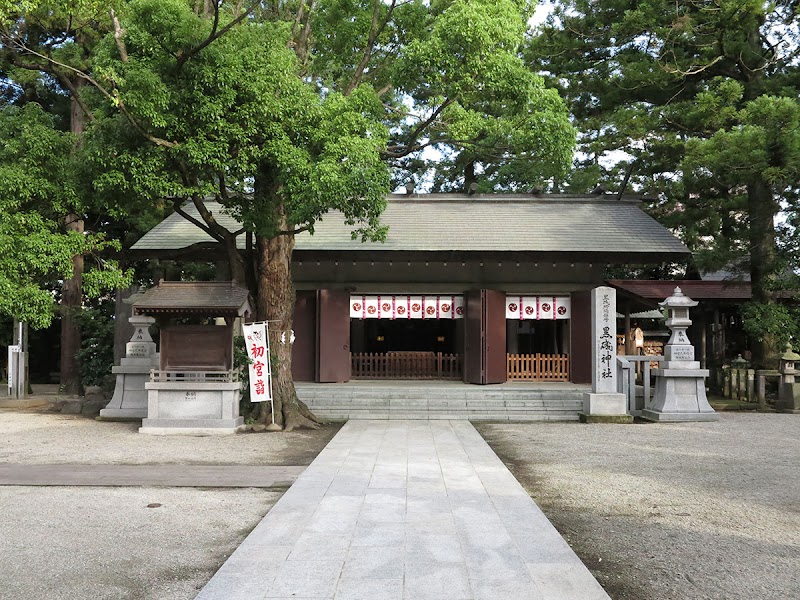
[507,354,570,381]
[351,352,462,380]
[150,369,239,383]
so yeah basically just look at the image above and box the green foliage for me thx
[0,104,131,328]
[75,303,115,388]
[85,1,392,245]
[233,335,254,417]
[740,302,800,358]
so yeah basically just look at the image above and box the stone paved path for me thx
[0,465,303,487]
[196,420,610,600]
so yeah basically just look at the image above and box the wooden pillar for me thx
[463,289,507,384]
[623,303,633,355]
[316,289,351,383]
[291,291,316,382]
[570,290,592,384]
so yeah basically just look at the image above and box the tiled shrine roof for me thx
[133,281,252,317]
[608,279,752,301]
[131,194,689,261]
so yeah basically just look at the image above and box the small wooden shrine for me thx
[133,281,252,435]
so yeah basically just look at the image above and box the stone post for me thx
[642,287,717,422]
[580,286,631,423]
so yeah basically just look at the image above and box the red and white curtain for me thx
[505,296,571,320]
[350,295,465,319]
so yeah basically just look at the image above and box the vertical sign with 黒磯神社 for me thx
[242,322,273,404]
[592,286,617,393]
[582,286,628,420]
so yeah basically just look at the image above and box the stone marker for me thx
[581,286,631,423]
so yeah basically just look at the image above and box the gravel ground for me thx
[0,407,340,600]
[475,413,800,600]
[0,407,340,465]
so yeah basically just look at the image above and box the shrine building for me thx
[130,193,689,386]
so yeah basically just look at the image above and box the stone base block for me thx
[141,381,242,435]
[646,372,716,422]
[776,382,800,412]
[579,413,634,424]
[582,392,628,416]
[96,409,145,421]
[640,409,718,422]
[140,418,244,436]
[0,398,49,409]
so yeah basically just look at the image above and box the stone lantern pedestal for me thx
[776,345,800,413]
[642,287,717,422]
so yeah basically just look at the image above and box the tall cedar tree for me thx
[530,0,800,365]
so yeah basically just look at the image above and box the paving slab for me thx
[0,464,304,487]
[197,420,610,600]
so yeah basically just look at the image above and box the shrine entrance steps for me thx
[295,381,588,421]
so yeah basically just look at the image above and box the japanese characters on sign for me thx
[242,322,273,404]
[592,287,617,392]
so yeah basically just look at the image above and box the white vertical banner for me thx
[243,322,273,404]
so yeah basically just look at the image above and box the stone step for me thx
[296,383,588,421]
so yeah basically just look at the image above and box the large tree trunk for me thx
[747,175,780,367]
[224,233,247,286]
[254,225,321,431]
[60,84,86,395]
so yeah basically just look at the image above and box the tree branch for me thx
[382,98,456,158]
[173,198,225,243]
[2,35,177,148]
[344,0,396,95]
[293,0,317,68]
[175,0,259,70]
[110,8,128,63]
[278,225,310,236]
[7,53,96,122]
[662,54,723,76]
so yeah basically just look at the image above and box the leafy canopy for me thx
[0,104,129,328]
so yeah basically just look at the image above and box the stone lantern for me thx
[777,344,800,413]
[99,292,160,420]
[642,287,717,422]
[731,354,748,369]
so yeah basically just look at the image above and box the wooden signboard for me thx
[160,325,232,371]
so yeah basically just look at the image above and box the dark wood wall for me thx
[291,291,317,381]
[570,290,592,384]
[316,289,351,383]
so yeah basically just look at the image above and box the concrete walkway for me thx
[197,420,609,600]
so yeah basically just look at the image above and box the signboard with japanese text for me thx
[591,287,617,393]
[242,323,273,404]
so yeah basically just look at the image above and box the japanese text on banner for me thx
[242,323,273,403]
